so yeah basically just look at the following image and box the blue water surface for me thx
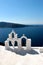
[0,26,43,46]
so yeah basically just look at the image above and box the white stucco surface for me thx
[0,46,43,65]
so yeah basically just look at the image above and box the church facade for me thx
[5,30,31,50]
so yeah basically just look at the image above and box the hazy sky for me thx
[0,0,43,24]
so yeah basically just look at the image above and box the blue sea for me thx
[0,26,43,46]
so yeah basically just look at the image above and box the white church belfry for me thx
[5,30,31,50]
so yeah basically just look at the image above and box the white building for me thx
[5,30,31,50]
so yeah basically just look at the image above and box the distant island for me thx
[0,22,27,28]
[0,22,43,28]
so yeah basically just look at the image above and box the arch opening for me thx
[12,33,14,38]
[21,38,26,46]
[9,41,12,46]
[14,41,18,46]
